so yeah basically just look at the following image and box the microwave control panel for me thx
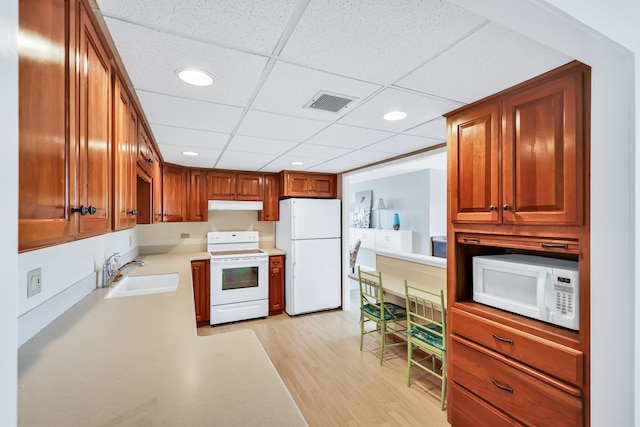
[554,275,576,316]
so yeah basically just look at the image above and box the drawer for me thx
[451,307,583,386]
[450,336,582,427]
[269,256,283,268]
[449,383,523,427]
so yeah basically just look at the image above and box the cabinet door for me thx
[311,175,336,198]
[448,102,501,224]
[77,4,111,236]
[206,171,236,200]
[269,255,284,315]
[259,174,279,221]
[285,172,312,196]
[112,76,136,231]
[191,260,210,326]
[236,173,263,201]
[18,0,77,251]
[163,164,187,222]
[152,150,163,223]
[502,72,584,225]
[187,169,208,222]
[137,124,153,173]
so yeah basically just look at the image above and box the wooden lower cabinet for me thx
[269,255,284,315]
[449,383,523,427]
[191,259,210,326]
[449,336,582,427]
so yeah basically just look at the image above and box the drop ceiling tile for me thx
[280,0,484,84]
[305,124,393,149]
[396,22,572,103]
[215,150,277,171]
[103,18,267,106]
[307,160,369,173]
[338,88,462,132]
[236,110,329,142]
[252,61,381,121]
[404,117,447,140]
[150,124,229,149]
[97,0,298,53]
[366,134,442,154]
[336,150,395,164]
[261,155,325,172]
[226,135,298,155]
[159,143,222,168]
[286,143,353,160]
[137,91,243,133]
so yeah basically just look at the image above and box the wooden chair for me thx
[358,266,407,365]
[404,281,447,410]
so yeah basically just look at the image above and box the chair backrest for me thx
[358,266,391,318]
[404,281,446,350]
[350,239,362,269]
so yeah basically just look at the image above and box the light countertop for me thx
[18,252,306,426]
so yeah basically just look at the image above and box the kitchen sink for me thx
[105,273,179,299]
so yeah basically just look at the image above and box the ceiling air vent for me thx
[304,91,356,113]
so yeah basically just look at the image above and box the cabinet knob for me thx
[502,204,511,211]
[71,205,89,215]
[87,205,97,215]
[147,158,153,164]
[489,205,497,211]
[127,210,138,216]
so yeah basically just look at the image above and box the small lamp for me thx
[375,198,386,229]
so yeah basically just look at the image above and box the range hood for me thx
[208,200,263,211]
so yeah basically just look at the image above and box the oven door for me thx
[210,256,268,306]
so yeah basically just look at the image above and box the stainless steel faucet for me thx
[102,252,145,288]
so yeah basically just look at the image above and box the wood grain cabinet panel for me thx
[450,336,582,427]
[449,383,523,427]
[279,171,337,198]
[191,260,210,326]
[18,0,77,251]
[206,171,263,201]
[187,169,208,222]
[163,164,187,222]
[151,150,163,223]
[77,2,111,237]
[112,76,137,231]
[258,174,279,221]
[269,255,284,315]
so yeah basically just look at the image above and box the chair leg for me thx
[359,314,364,351]
[379,322,386,365]
[407,341,413,387]
[440,358,447,411]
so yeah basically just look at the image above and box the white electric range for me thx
[207,231,269,325]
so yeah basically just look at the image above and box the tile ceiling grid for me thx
[96,0,573,173]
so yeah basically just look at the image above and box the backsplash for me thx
[137,210,275,254]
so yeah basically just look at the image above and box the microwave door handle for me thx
[538,271,549,320]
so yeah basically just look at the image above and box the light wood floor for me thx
[198,290,450,427]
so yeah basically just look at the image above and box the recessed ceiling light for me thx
[291,161,304,166]
[182,151,199,156]
[176,68,214,87]
[383,111,407,121]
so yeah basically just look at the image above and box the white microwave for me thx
[473,254,579,330]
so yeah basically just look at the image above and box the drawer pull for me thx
[540,243,569,250]
[491,379,513,394]
[462,237,480,243]
[492,333,514,345]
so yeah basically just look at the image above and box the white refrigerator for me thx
[276,198,342,316]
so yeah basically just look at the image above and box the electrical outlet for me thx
[129,235,133,246]
[180,233,190,239]
[27,268,42,298]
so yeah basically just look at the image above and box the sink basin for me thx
[105,273,179,299]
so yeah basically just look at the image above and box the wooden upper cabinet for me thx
[279,171,337,198]
[188,169,208,222]
[112,76,137,231]
[76,2,111,237]
[502,71,584,226]
[206,171,262,201]
[448,102,501,224]
[259,174,279,221]
[18,0,77,251]
[152,150,163,223]
[137,124,154,173]
[447,63,586,226]
[163,164,187,222]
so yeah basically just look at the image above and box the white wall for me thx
[451,0,637,425]
[17,229,138,346]
[0,0,18,424]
